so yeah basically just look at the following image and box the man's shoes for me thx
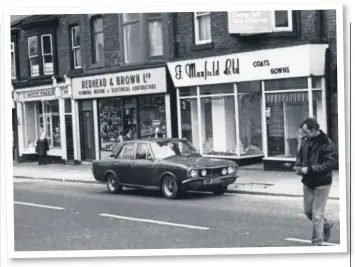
[324,223,334,242]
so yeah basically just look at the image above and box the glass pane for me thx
[23,102,38,150]
[139,95,166,138]
[43,55,53,74]
[11,51,16,78]
[200,96,236,155]
[238,93,263,156]
[50,101,59,113]
[312,77,322,88]
[147,12,162,18]
[93,17,103,32]
[74,48,81,67]
[30,57,39,76]
[135,143,148,160]
[200,83,234,95]
[148,21,163,57]
[123,13,140,22]
[64,99,72,113]
[313,91,324,129]
[266,97,309,157]
[179,87,197,97]
[274,10,289,27]
[180,99,200,150]
[42,35,52,54]
[265,77,308,91]
[72,26,80,47]
[123,23,142,63]
[121,143,135,159]
[52,115,61,148]
[28,37,38,56]
[197,14,211,41]
[95,32,104,62]
[99,98,123,153]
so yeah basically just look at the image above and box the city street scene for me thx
[10,9,343,253]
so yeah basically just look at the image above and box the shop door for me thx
[82,111,95,160]
[65,115,74,161]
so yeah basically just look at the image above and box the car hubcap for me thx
[109,176,118,191]
[164,177,176,196]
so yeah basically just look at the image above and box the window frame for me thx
[272,10,293,32]
[122,13,142,64]
[71,25,81,69]
[28,36,40,77]
[146,14,164,60]
[91,16,104,64]
[41,34,54,75]
[11,42,16,79]
[194,12,212,45]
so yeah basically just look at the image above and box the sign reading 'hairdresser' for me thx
[72,67,167,99]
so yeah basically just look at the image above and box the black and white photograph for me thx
[0,1,350,264]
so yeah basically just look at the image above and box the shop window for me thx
[200,84,234,95]
[265,77,308,91]
[194,12,211,45]
[98,98,124,157]
[272,10,293,32]
[238,92,263,156]
[91,16,104,64]
[139,95,166,138]
[180,99,199,149]
[179,87,197,97]
[70,25,81,69]
[11,42,16,79]
[122,13,165,64]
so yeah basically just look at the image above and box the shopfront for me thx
[15,79,73,163]
[72,67,172,161]
[167,43,329,170]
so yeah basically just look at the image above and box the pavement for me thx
[13,179,341,251]
[12,162,340,200]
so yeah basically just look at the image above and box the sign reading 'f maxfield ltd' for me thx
[72,67,167,99]
[167,44,329,88]
[17,86,56,102]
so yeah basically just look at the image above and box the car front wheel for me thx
[106,173,122,194]
[212,185,227,195]
[161,175,180,199]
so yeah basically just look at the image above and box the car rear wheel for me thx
[212,185,227,195]
[106,173,122,194]
[161,175,180,199]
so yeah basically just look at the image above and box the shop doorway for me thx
[65,115,74,161]
[123,97,138,140]
[80,101,96,161]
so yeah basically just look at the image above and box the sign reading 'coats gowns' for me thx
[72,67,167,99]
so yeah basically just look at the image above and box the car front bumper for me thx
[181,175,238,191]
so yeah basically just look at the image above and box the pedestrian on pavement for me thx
[294,117,337,246]
[36,131,49,165]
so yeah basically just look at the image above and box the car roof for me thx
[124,138,187,143]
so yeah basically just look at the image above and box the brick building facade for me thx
[11,10,338,170]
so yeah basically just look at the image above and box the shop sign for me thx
[167,44,328,88]
[228,11,273,34]
[17,85,56,102]
[72,67,167,99]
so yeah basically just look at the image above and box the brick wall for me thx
[174,11,320,60]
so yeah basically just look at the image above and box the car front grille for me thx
[199,167,226,178]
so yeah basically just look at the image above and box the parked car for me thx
[92,138,239,199]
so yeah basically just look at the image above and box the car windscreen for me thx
[150,141,198,160]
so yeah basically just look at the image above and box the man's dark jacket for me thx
[295,130,337,188]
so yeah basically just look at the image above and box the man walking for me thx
[295,117,337,246]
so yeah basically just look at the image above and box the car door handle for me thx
[113,162,120,165]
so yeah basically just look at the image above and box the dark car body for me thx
[92,138,239,198]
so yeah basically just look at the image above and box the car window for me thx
[119,143,135,160]
[135,143,148,160]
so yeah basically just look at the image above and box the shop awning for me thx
[265,91,322,103]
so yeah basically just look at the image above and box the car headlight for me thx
[189,169,198,178]
[221,168,227,175]
[228,166,236,174]
[201,169,207,176]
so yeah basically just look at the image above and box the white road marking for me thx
[14,201,65,210]
[285,237,339,246]
[99,213,210,230]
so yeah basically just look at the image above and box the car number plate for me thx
[203,178,221,185]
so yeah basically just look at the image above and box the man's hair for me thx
[300,117,320,130]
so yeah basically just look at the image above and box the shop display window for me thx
[139,95,166,139]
